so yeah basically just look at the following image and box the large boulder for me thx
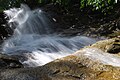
[1,38,120,80]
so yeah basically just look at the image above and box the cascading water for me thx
[4,4,52,35]
[2,4,96,67]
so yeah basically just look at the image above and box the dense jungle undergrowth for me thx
[0,0,120,40]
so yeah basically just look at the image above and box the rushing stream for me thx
[2,4,96,67]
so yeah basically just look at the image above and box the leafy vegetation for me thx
[49,0,118,13]
[0,0,22,9]
[0,0,119,13]
[0,0,119,39]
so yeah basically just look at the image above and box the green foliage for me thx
[50,0,118,13]
[0,0,119,13]
[0,0,39,11]
[81,0,117,13]
[0,0,23,10]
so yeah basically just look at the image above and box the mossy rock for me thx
[88,38,120,54]
[1,48,120,80]
[1,38,120,80]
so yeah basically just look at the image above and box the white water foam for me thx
[3,4,96,67]
[78,48,120,67]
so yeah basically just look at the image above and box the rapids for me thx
[2,4,96,67]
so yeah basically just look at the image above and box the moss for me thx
[87,38,120,54]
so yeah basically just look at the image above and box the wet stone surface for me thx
[0,53,23,69]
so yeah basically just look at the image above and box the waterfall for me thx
[2,4,96,67]
[4,4,52,35]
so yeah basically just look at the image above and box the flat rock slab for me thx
[0,48,120,80]
[1,38,120,80]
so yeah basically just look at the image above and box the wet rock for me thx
[107,43,120,53]
[0,54,23,69]
[109,31,120,38]
[0,12,13,40]
[88,38,120,54]
[1,48,120,80]
[1,38,120,79]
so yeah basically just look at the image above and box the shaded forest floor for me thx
[42,3,120,38]
[0,3,120,41]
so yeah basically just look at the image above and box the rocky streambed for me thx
[1,38,120,80]
[0,3,120,80]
